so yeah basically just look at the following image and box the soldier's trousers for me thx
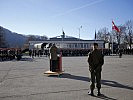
[90,70,101,90]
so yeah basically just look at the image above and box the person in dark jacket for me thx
[88,43,104,96]
[118,49,122,58]
[50,44,58,72]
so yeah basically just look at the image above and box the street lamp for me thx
[78,26,82,40]
[78,26,82,49]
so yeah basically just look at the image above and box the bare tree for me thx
[96,27,110,42]
[40,35,48,40]
[96,20,133,49]
[27,35,37,41]
[110,30,118,43]
[124,20,133,49]
[118,25,127,44]
[26,35,48,44]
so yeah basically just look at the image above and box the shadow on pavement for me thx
[11,57,34,62]
[60,73,90,82]
[101,80,133,90]
[60,73,133,91]
[93,94,117,100]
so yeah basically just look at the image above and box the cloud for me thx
[51,0,106,18]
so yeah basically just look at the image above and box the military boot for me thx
[97,89,102,96]
[88,90,94,96]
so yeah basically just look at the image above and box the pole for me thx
[112,34,113,54]
[78,26,82,48]
[78,28,80,48]
[79,26,82,40]
[79,28,80,40]
[62,28,63,48]
[118,33,120,49]
[129,30,132,49]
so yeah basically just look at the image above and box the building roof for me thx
[29,33,105,44]
[50,34,83,41]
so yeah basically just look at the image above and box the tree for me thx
[96,20,133,49]
[40,35,48,40]
[27,35,37,41]
[27,35,48,42]
[96,27,110,42]
[124,20,133,49]
[118,25,127,44]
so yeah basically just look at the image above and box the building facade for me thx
[29,34,105,50]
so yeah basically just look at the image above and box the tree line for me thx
[96,20,133,49]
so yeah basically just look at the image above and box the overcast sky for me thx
[0,0,133,39]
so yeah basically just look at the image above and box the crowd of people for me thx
[60,49,90,56]
[0,48,22,61]
[60,49,112,56]
[118,48,133,55]
[1,47,133,61]
[28,48,133,58]
[29,49,44,58]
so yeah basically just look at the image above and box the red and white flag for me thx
[112,21,120,32]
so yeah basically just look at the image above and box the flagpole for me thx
[112,33,113,55]
[112,20,114,55]
[95,30,96,43]
[112,20,120,55]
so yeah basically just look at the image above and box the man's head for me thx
[93,43,98,50]
[53,43,55,46]
[52,43,56,47]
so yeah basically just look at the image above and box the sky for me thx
[0,0,133,40]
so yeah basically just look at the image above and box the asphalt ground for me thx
[0,55,133,100]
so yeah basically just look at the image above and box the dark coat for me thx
[50,45,58,60]
[88,49,104,72]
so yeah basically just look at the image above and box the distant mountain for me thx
[0,26,27,48]
[0,26,48,48]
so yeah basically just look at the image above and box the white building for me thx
[29,33,105,50]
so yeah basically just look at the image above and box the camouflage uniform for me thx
[88,49,104,91]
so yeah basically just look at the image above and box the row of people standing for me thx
[60,48,133,56]
[29,48,133,58]
[60,49,90,56]
[29,49,44,58]
[60,49,112,56]
[29,48,113,58]
[120,48,133,55]
[0,49,22,61]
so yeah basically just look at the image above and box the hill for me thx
[0,26,48,48]
[0,26,27,48]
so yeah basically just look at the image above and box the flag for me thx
[112,21,120,32]
[95,30,96,40]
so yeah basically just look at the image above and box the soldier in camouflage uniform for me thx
[88,43,104,96]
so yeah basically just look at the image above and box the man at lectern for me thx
[50,43,58,72]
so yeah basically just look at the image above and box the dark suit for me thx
[50,45,58,72]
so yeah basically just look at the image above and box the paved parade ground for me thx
[0,55,133,100]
